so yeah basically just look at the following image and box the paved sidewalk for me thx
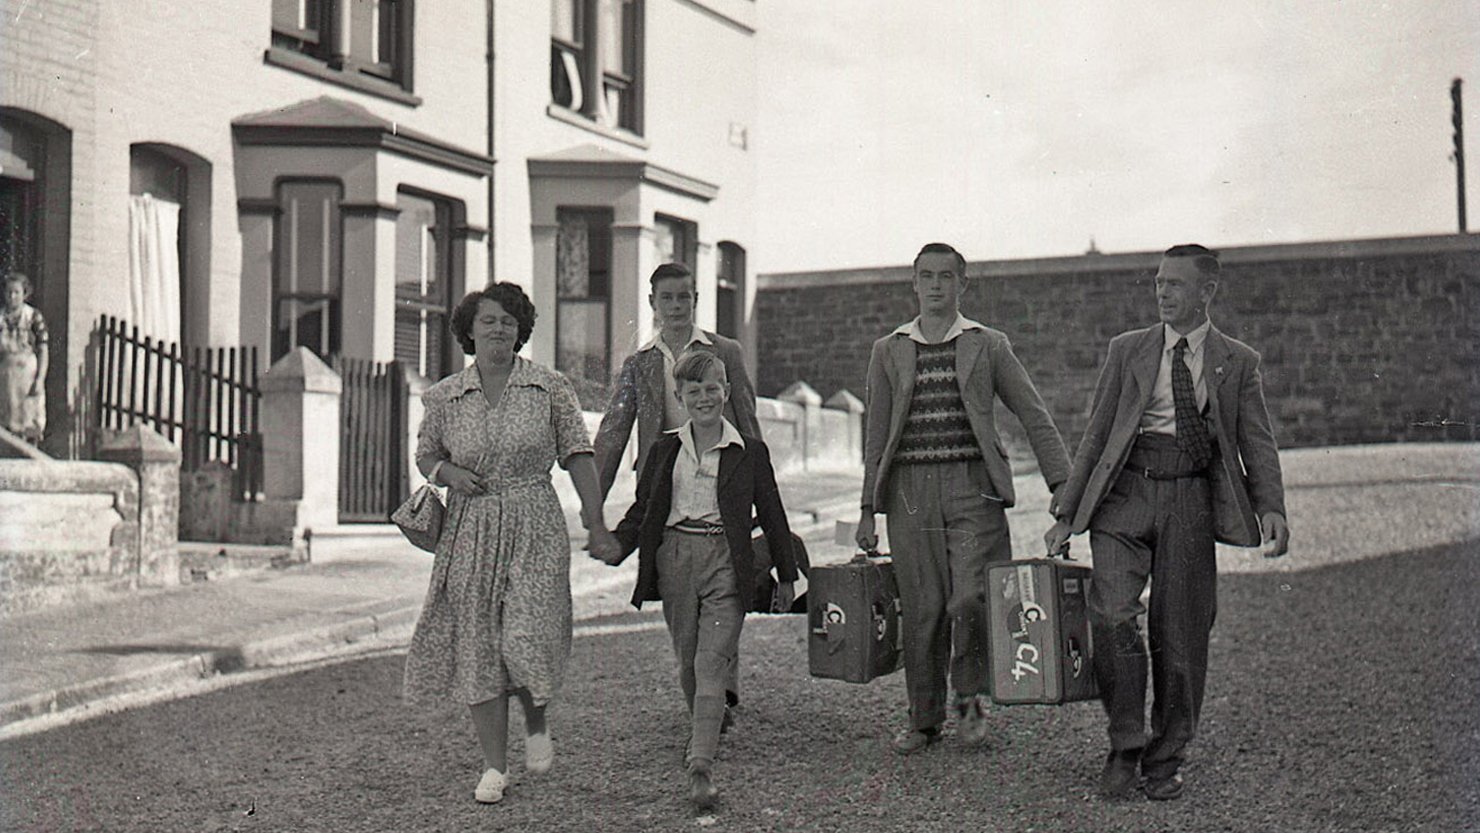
[0,464,871,731]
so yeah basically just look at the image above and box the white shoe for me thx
[526,731,554,775]
[474,768,506,804]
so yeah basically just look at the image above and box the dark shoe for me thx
[1144,772,1184,801]
[687,764,719,810]
[956,694,990,746]
[891,727,941,755]
[720,705,735,735]
[1098,749,1143,799]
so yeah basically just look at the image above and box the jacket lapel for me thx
[955,330,984,393]
[639,349,666,412]
[717,443,743,498]
[1203,327,1234,434]
[1129,326,1164,412]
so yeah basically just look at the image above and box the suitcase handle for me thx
[852,549,884,563]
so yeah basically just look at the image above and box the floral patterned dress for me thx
[403,358,592,707]
[0,303,47,441]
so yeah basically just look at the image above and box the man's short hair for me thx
[673,349,727,387]
[1163,244,1221,277]
[913,242,967,276]
[650,262,695,290]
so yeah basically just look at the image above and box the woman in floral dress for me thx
[404,282,618,805]
[0,272,48,444]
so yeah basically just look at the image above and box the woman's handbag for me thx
[392,483,446,553]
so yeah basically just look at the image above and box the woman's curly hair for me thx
[449,282,537,355]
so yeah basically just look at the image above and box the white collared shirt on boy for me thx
[665,417,745,528]
[640,325,713,431]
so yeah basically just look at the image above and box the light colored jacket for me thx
[1049,323,1286,547]
[861,322,1070,512]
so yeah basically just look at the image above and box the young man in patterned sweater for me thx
[855,242,1071,754]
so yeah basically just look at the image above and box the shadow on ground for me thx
[2,541,1477,833]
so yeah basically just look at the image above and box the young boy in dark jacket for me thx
[592,350,798,810]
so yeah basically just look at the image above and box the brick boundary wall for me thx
[754,234,1479,453]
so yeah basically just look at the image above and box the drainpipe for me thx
[486,0,497,283]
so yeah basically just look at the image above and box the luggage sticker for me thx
[824,602,845,631]
[1007,566,1045,684]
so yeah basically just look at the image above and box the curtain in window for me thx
[127,193,182,344]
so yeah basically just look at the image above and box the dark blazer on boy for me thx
[612,432,798,610]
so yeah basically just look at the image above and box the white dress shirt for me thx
[1140,319,1211,436]
[665,417,745,528]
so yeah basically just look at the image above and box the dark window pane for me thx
[275,297,339,359]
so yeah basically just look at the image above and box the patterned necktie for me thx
[1172,337,1212,469]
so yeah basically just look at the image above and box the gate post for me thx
[256,348,341,540]
[97,425,182,588]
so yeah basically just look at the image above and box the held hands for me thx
[1043,519,1073,558]
[1259,512,1290,558]
[587,527,623,565]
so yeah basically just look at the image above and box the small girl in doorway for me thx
[0,272,48,444]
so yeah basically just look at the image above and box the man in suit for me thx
[1045,243,1290,801]
[594,262,761,500]
[594,261,761,719]
[856,242,1071,754]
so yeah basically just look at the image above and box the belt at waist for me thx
[460,473,551,499]
[670,520,726,536]
[1126,432,1211,480]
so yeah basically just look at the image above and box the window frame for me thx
[715,241,746,340]
[549,0,643,137]
[554,206,615,409]
[267,0,419,105]
[392,187,459,380]
[271,178,345,362]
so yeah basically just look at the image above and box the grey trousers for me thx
[657,529,744,768]
[884,459,1012,732]
[1087,433,1217,780]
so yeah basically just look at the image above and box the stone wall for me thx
[755,235,1480,452]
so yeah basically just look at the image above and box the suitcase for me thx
[986,558,1098,705]
[807,554,903,683]
[749,530,811,614]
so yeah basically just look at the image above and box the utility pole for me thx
[1453,78,1467,232]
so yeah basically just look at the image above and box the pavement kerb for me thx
[0,603,425,729]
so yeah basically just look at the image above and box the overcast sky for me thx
[753,1,1480,273]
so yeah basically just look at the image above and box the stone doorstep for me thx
[176,541,305,584]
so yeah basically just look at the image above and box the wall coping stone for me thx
[0,459,135,493]
[96,425,182,464]
[260,347,343,394]
[777,381,823,406]
[757,232,1480,290]
[825,390,865,413]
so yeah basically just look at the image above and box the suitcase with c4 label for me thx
[986,558,1098,705]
